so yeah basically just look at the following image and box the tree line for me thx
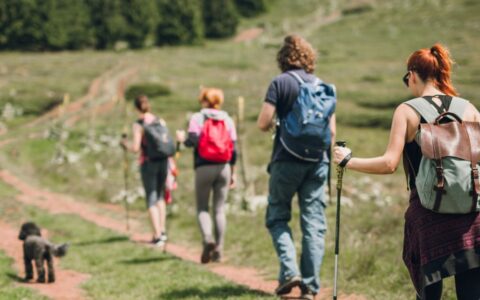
[0,0,267,51]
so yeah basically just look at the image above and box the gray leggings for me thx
[195,164,231,251]
[140,159,168,208]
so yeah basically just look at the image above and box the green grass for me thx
[0,0,479,299]
[0,191,275,300]
[0,252,48,300]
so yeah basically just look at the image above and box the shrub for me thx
[203,0,239,38]
[234,0,267,18]
[125,83,171,101]
[155,0,204,45]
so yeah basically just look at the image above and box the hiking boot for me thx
[275,275,302,295]
[200,242,216,264]
[211,250,222,263]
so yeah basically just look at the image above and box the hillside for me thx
[0,0,479,299]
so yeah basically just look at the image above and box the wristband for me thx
[339,152,352,168]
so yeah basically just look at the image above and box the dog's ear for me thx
[18,223,27,240]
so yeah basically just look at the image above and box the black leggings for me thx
[417,267,480,300]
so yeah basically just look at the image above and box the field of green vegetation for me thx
[0,0,478,299]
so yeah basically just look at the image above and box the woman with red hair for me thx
[176,87,237,264]
[334,44,480,299]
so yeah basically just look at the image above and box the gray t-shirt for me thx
[264,69,318,163]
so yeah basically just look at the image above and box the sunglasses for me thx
[402,71,411,87]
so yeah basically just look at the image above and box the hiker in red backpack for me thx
[176,87,237,263]
[334,44,480,299]
[121,94,175,247]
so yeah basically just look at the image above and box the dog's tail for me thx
[50,243,69,257]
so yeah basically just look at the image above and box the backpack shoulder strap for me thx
[136,119,145,128]
[404,97,440,123]
[448,97,469,118]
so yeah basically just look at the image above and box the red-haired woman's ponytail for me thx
[430,43,458,96]
[407,43,458,96]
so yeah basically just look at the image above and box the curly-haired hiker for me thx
[334,44,480,300]
[121,94,175,247]
[176,87,237,264]
[257,35,337,300]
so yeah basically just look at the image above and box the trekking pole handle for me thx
[335,141,347,189]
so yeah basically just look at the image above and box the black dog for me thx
[18,222,69,283]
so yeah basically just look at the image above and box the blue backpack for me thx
[279,71,336,161]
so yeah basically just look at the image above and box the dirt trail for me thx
[25,63,126,128]
[0,220,90,300]
[0,64,137,159]
[0,169,365,300]
[0,59,365,299]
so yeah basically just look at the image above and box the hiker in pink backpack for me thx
[176,87,237,264]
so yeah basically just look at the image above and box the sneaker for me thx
[151,237,165,247]
[200,242,216,264]
[300,291,315,300]
[160,232,168,242]
[211,250,222,263]
[275,275,302,295]
[300,285,316,300]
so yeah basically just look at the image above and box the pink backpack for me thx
[198,116,233,163]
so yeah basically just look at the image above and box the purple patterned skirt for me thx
[403,189,480,293]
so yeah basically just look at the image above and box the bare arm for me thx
[333,105,410,174]
[471,103,480,123]
[257,102,276,132]
[329,113,336,147]
[121,123,142,153]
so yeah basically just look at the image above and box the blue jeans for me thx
[266,161,328,294]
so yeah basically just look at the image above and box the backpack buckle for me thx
[472,167,479,179]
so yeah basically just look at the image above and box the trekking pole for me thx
[333,140,346,300]
[121,132,131,232]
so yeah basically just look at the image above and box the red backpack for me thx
[198,115,233,163]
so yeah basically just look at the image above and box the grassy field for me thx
[0,0,479,299]
[0,180,275,300]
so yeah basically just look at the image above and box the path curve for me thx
[0,220,90,300]
[0,170,366,300]
[0,64,138,153]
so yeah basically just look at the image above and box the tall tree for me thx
[122,0,158,49]
[156,0,204,45]
[43,0,93,50]
[203,0,239,38]
[234,0,267,18]
[86,0,128,49]
[0,0,45,50]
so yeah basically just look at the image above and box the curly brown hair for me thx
[277,35,316,73]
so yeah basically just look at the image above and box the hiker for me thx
[121,94,175,247]
[333,44,480,299]
[176,87,237,264]
[257,35,336,299]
